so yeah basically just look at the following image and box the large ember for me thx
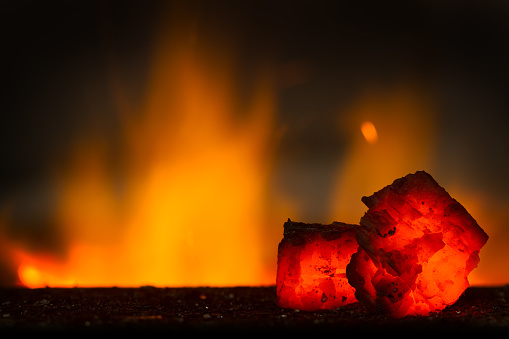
[276,220,358,310]
[347,171,489,318]
[277,171,489,317]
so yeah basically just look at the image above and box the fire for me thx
[0,8,506,288]
[330,83,507,286]
[331,83,436,226]
[8,10,278,287]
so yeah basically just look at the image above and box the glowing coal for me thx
[346,171,489,318]
[277,171,488,317]
[276,219,358,310]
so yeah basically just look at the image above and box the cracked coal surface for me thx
[0,286,508,332]
[349,171,489,318]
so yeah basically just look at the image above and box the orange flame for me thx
[331,84,436,225]
[9,11,280,288]
[1,13,506,287]
[330,83,508,286]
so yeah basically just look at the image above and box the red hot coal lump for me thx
[346,171,489,318]
[276,219,358,311]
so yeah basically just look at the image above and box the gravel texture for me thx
[0,286,508,332]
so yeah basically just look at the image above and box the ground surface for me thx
[0,286,508,332]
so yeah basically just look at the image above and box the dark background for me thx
[1,0,509,285]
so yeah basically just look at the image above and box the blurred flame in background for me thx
[0,1,508,287]
[330,83,436,225]
[4,8,280,287]
[329,83,506,286]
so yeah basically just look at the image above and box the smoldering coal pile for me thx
[277,171,489,318]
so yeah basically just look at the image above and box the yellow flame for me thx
[11,11,279,287]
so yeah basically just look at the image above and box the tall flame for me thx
[10,11,278,287]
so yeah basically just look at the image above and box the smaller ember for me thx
[346,171,489,318]
[276,219,358,311]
